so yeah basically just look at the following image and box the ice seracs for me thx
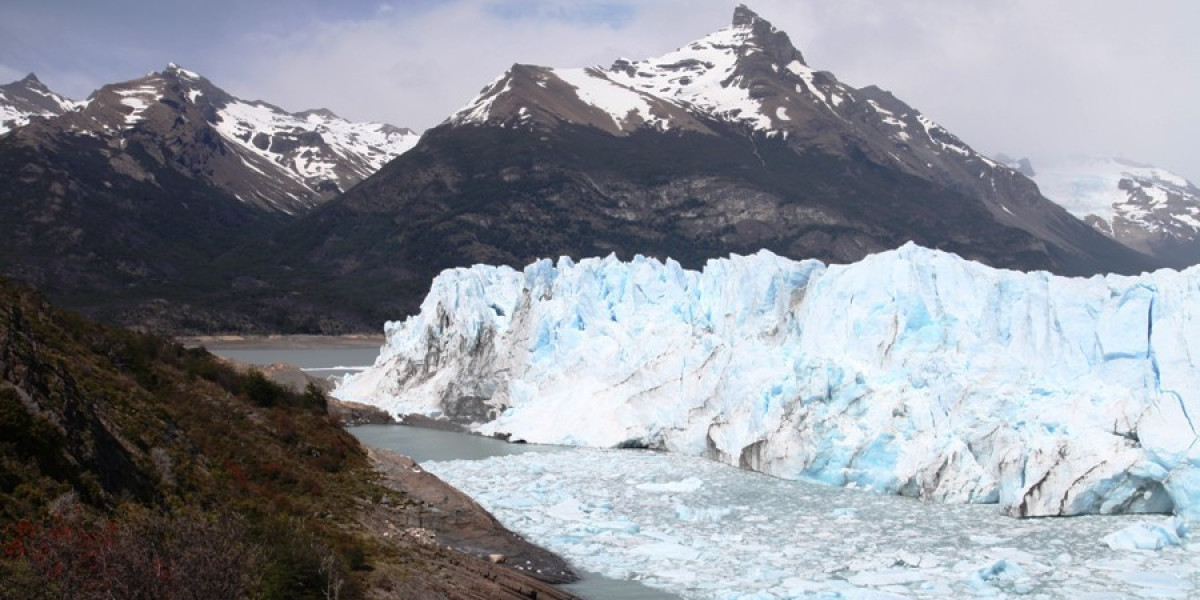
[337,243,1200,520]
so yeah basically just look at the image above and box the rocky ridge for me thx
[0,73,79,134]
[7,65,417,212]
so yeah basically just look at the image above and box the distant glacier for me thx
[335,243,1200,520]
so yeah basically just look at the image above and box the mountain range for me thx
[0,5,1189,333]
[0,63,416,330]
[1020,156,1200,268]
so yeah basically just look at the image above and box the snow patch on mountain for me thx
[449,73,512,126]
[113,85,158,126]
[1034,157,1200,235]
[606,21,779,130]
[337,244,1200,520]
[551,67,662,131]
[213,98,417,187]
[0,73,82,134]
[28,64,419,210]
[1026,157,1200,263]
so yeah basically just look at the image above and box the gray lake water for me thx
[352,423,563,462]
[203,346,380,378]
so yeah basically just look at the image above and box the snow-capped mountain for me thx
[444,5,1144,274]
[21,64,418,213]
[0,6,1167,334]
[336,244,1200,520]
[0,65,419,331]
[260,5,1157,329]
[0,73,80,134]
[1027,157,1200,267]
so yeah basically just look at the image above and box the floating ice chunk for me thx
[1108,571,1193,595]
[969,559,1033,594]
[1103,518,1189,551]
[636,477,704,493]
[847,568,930,586]
[632,541,701,561]
[547,497,588,521]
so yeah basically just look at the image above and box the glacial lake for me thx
[209,343,1199,600]
[203,340,683,600]
[352,425,686,600]
[198,341,381,378]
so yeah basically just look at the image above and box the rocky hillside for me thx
[0,277,577,599]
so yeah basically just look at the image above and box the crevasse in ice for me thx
[336,243,1200,519]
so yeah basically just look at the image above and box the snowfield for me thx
[336,243,1200,520]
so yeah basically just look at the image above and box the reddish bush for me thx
[2,509,261,600]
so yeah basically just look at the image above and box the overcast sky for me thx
[2,0,1197,181]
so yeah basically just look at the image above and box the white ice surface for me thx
[338,244,1200,520]
[1102,518,1188,551]
[424,448,1199,600]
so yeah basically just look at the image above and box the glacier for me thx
[335,243,1200,519]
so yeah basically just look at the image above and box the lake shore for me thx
[196,341,586,597]
[178,333,385,349]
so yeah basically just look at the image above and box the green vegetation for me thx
[0,278,391,599]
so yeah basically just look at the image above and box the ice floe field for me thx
[423,447,1198,600]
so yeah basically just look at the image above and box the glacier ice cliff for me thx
[336,243,1200,519]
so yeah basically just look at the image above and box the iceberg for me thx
[1102,518,1189,551]
[336,243,1200,518]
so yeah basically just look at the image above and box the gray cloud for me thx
[2,0,1197,181]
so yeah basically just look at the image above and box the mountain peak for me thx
[731,4,762,28]
[297,107,341,120]
[161,62,203,81]
[728,5,806,67]
[19,72,41,85]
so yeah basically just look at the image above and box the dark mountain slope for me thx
[0,127,287,330]
[248,121,1059,324]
